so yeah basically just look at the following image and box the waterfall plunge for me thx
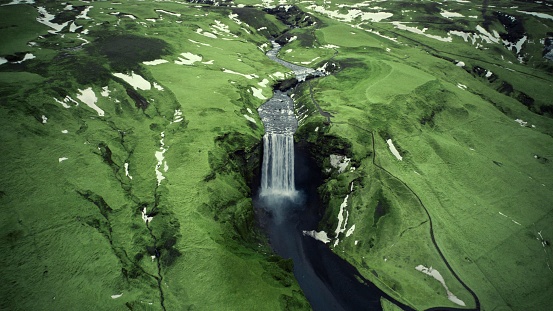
[261,133,297,197]
[258,91,298,199]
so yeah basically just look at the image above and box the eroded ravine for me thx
[255,40,414,311]
[256,33,481,310]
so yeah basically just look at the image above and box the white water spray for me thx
[258,90,298,199]
[261,133,297,197]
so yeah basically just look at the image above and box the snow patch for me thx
[303,230,331,244]
[155,9,181,17]
[101,86,110,97]
[441,11,464,18]
[172,109,183,123]
[222,68,259,79]
[58,157,68,163]
[111,294,123,299]
[392,22,452,42]
[153,82,164,91]
[330,154,351,173]
[143,59,168,65]
[196,28,217,39]
[113,72,151,90]
[386,139,402,161]
[307,5,393,22]
[251,87,266,100]
[54,96,79,108]
[333,193,350,247]
[517,10,553,21]
[76,6,92,20]
[345,224,356,237]
[415,265,466,306]
[244,114,256,123]
[77,87,104,116]
[258,79,269,88]
[36,6,70,33]
[124,162,133,180]
[141,207,153,223]
[1,0,35,5]
[154,132,168,186]
[41,115,48,124]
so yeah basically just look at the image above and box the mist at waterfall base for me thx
[253,140,407,311]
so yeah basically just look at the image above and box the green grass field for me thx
[1,0,552,310]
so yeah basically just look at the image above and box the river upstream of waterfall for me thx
[253,42,413,311]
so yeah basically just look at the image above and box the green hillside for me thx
[0,0,551,310]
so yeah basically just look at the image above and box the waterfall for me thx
[258,90,298,199]
[258,41,324,199]
[261,133,297,197]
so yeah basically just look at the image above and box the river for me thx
[254,41,414,311]
[253,38,482,311]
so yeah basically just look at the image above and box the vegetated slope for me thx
[0,2,308,310]
[289,1,553,310]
